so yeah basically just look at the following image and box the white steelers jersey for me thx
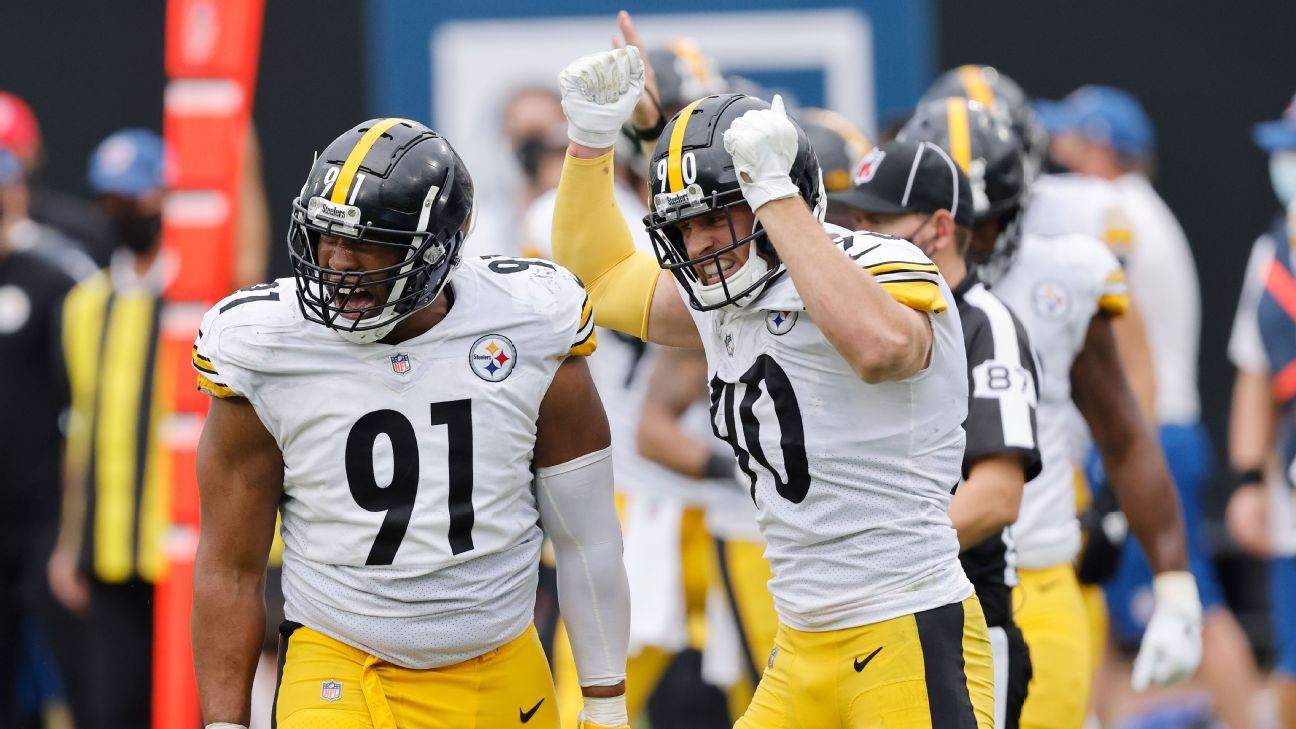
[192,256,596,668]
[989,232,1129,568]
[687,224,973,632]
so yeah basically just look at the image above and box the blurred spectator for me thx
[1227,92,1296,729]
[467,86,567,257]
[0,148,98,283]
[0,91,115,265]
[47,128,171,729]
[0,146,76,725]
[1040,85,1263,728]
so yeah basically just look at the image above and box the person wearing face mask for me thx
[1225,92,1296,729]
[832,139,1041,729]
[46,127,173,729]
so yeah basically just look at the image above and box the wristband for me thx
[632,89,667,143]
[206,724,249,729]
[1230,467,1264,491]
[705,453,735,481]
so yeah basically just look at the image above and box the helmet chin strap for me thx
[695,240,770,309]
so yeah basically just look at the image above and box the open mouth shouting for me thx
[330,282,383,319]
[696,257,738,286]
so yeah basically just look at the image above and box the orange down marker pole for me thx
[156,0,264,726]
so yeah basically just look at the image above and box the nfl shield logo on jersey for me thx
[320,680,342,702]
[469,334,517,382]
[390,353,412,374]
[765,310,798,335]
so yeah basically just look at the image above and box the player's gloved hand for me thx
[722,94,801,212]
[1131,571,1203,690]
[577,694,630,729]
[558,47,645,149]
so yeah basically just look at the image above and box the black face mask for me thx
[113,213,161,253]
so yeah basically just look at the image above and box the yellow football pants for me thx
[735,596,995,729]
[273,623,557,728]
[1013,564,1093,729]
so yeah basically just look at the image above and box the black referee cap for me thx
[829,140,973,229]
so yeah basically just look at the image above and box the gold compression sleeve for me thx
[552,151,661,341]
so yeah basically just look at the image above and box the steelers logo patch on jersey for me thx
[469,334,517,382]
[765,310,798,335]
[1031,280,1071,320]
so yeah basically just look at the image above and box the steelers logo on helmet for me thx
[644,93,825,312]
[287,118,476,344]
[469,334,517,382]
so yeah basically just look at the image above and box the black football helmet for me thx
[288,118,475,343]
[898,97,1028,277]
[644,93,824,311]
[922,65,1048,180]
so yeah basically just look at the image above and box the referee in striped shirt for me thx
[831,139,1042,729]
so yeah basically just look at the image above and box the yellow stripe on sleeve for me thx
[667,98,706,192]
[331,118,408,204]
[1099,293,1129,316]
[880,280,948,314]
[947,98,972,173]
[566,294,598,358]
[567,329,598,358]
[191,346,217,375]
[197,373,237,399]
[865,261,940,276]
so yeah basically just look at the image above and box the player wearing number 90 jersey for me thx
[190,119,632,729]
[554,46,993,728]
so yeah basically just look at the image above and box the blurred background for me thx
[2,1,1295,727]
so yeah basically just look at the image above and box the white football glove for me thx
[722,94,801,212]
[558,47,644,149]
[1130,571,1203,691]
[577,695,630,729]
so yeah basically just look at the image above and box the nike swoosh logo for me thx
[520,698,544,723]
[854,646,883,672]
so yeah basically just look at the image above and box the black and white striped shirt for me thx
[954,273,1043,628]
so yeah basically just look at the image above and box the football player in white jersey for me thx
[832,138,1042,729]
[901,96,1202,729]
[1036,86,1261,728]
[552,44,994,728]
[189,119,631,729]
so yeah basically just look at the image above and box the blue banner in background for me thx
[366,0,933,134]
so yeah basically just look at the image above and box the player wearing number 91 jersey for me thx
[189,119,632,729]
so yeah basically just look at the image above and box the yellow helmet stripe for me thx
[957,65,996,110]
[667,97,706,192]
[946,98,972,173]
[331,118,408,204]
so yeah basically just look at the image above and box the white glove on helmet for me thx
[722,94,801,211]
[1130,571,1203,691]
[558,47,645,149]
